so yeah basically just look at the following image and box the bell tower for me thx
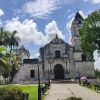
[71,12,84,61]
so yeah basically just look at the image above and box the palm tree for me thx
[0,27,8,46]
[10,54,20,82]
[0,29,21,83]
[0,46,11,83]
[4,30,21,53]
[0,27,4,45]
[0,46,7,68]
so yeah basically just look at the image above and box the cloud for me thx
[0,9,4,17]
[23,0,62,19]
[45,20,65,42]
[5,17,46,45]
[30,53,39,58]
[5,17,65,45]
[84,0,100,4]
[15,0,76,19]
[79,11,87,18]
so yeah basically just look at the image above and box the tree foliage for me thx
[0,27,30,83]
[80,9,100,60]
[95,69,100,78]
[0,28,21,83]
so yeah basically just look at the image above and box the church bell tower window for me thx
[55,50,60,58]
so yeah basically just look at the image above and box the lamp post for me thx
[47,53,52,85]
[48,70,50,86]
[37,59,41,100]
[78,69,81,85]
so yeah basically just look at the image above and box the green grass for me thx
[0,85,38,100]
[81,84,100,94]
[20,85,38,100]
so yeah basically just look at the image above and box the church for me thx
[13,12,95,84]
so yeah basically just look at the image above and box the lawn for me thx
[81,84,100,94]
[0,85,39,100]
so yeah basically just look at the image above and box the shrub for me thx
[0,86,23,100]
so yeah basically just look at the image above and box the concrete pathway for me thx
[44,84,100,100]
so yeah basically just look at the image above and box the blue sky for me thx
[0,0,100,69]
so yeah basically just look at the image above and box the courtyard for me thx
[45,83,100,100]
[1,82,100,100]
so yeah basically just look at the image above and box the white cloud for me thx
[0,9,4,17]
[30,53,39,58]
[45,20,65,42]
[5,17,65,45]
[15,0,76,19]
[84,0,100,4]
[79,11,87,18]
[23,0,62,19]
[66,17,74,33]
[5,17,46,45]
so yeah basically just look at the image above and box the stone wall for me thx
[13,63,43,84]
[75,61,95,78]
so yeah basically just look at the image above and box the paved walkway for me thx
[44,84,100,100]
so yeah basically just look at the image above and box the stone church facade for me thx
[13,12,95,84]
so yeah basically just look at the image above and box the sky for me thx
[0,0,100,69]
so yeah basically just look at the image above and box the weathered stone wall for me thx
[74,52,82,61]
[13,63,43,84]
[75,61,95,77]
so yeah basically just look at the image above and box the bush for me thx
[0,86,23,100]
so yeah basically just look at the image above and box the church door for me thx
[54,64,64,79]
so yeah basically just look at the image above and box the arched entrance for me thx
[54,64,64,79]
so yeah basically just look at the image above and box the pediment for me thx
[50,35,65,44]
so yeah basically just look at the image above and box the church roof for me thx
[50,34,65,44]
[41,34,71,49]
[74,12,84,21]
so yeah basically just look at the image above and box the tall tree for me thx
[10,54,20,82]
[4,30,21,53]
[0,46,11,81]
[0,27,9,46]
[0,28,21,83]
[80,9,100,60]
